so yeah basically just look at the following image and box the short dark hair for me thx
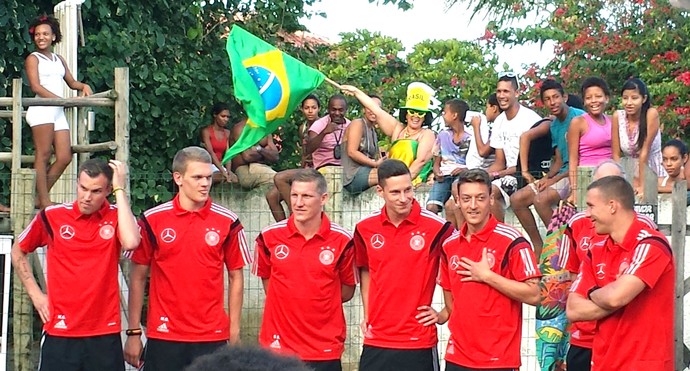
[377,159,410,186]
[211,102,230,116]
[587,175,634,210]
[184,345,310,371]
[445,99,470,122]
[663,139,688,157]
[539,79,565,100]
[581,77,611,97]
[78,159,113,184]
[328,94,347,108]
[302,94,321,108]
[498,75,518,91]
[487,93,499,107]
[29,14,62,44]
[289,168,327,194]
[456,169,492,195]
[566,94,584,110]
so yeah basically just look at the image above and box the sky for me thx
[300,0,555,74]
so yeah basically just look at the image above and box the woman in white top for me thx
[25,15,92,209]
[611,78,666,199]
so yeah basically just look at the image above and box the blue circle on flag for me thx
[246,66,282,111]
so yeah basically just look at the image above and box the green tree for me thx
[0,0,323,212]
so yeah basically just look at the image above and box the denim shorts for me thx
[426,175,457,209]
[344,166,373,195]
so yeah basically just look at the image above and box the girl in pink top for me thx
[567,77,613,205]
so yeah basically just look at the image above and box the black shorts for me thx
[566,344,592,371]
[359,345,439,371]
[304,359,342,371]
[143,338,227,371]
[38,332,124,371]
[445,361,515,371]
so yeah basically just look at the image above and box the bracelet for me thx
[112,187,125,194]
[125,328,142,336]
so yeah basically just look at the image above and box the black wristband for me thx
[587,286,600,300]
[125,328,142,336]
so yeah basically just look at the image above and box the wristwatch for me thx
[255,145,263,152]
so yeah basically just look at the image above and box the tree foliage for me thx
[1,0,496,211]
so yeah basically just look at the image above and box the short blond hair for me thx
[172,146,211,174]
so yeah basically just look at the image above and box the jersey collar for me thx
[379,199,421,226]
[70,199,111,220]
[286,212,331,240]
[605,217,645,252]
[172,194,211,219]
[460,215,498,242]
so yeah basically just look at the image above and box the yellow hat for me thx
[399,82,435,125]
[400,82,435,112]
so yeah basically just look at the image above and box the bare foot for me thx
[0,204,9,213]
[35,199,55,210]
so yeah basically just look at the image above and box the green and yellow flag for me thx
[222,25,325,164]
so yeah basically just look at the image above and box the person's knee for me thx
[53,151,72,166]
[426,203,440,213]
[510,188,532,208]
[274,170,290,186]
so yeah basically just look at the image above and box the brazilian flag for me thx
[222,25,325,164]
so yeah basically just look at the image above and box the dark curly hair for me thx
[28,14,62,44]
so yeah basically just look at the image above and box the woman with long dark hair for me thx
[612,78,666,197]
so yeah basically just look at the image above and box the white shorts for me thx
[26,106,69,131]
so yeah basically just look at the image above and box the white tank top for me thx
[32,52,65,97]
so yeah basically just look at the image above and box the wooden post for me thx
[114,67,130,192]
[11,79,22,173]
[77,108,90,163]
[642,162,658,204]
[576,166,594,209]
[620,157,635,185]
[671,180,687,371]
[11,169,37,371]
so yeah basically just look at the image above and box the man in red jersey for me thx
[566,176,673,370]
[354,159,454,371]
[558,160,656,371]
[124,146,251,370]
[253,168,356,371]
[439,168,540,371]
[12,158,140,371]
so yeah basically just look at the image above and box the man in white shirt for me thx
[486,72,542,222]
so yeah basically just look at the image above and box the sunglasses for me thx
[407,110,427,118]
[498,71,518,79]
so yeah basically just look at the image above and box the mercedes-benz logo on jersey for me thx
[59,225,75,240]
[205,229,220,246]
[99,223,115,240]
[275,245,290,260]
[319,247,335,265]
[579,236,591,251]
[370,234,385,249]
[596,263,606,279]
[449,255,461,270]
[160,228,176,243]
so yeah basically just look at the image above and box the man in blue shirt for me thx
[510,79,585,254]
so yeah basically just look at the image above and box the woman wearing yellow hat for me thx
[341,83,436,184]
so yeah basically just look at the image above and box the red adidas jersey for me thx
[354,200,454,349]
[570,218,673,370]
[17,201,122,337]
[559,212,657,348]
[252,213,356,361]
[130,195,251,342]
[439,216,540,369]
